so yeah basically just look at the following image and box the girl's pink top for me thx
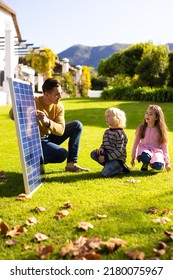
[132,126,170,164]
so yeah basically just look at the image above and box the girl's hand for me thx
[165,163,171,172]
[131,158,135,167]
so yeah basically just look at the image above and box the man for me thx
[9,78,90,172]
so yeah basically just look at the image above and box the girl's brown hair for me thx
[138,105,168,144]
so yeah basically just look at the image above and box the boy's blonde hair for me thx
[105,107,126,128]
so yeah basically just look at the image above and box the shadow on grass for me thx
[45,170,158,184]
[64,100,173,131]
[0,170,158,196]
[0,172,24,197]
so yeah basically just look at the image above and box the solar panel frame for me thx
[8,78,45,195]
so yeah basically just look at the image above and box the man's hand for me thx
[36,110,50,127]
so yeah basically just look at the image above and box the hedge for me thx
[101,87,173,102]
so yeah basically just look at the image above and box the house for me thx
[0,1,22,104]
[0,1,83,103]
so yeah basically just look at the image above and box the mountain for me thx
[58,43,130,69]
[58,43,173,70]
[167,43,173,51]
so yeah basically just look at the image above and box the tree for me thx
[167,51,173,87]
[78,66,91,97]
[98,43,145,77]
[98,52,122,77]
[136,44,169,87]
[56,72,76,96]
[97,42,169,88]
[25,48,57,80]
[91,76,108,90]
[120,43,145,76]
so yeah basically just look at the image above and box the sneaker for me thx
[65,164,90,172]
[141,163,148,171]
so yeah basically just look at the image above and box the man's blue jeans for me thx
[90,150,123,177]
[41,120,83,164]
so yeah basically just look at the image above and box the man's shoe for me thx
[65,164,90,172]
[141,163,148,171]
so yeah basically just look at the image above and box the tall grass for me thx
[0,99,173,260]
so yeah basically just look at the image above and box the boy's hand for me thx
[98,155,105,163]
[96,148,104,155]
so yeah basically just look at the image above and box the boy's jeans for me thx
[90,150,123,177]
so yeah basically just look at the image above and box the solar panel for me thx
[8,78,45,195]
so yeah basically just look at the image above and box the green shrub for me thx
[102,86,173,102]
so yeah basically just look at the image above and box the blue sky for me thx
[3,0,173,54]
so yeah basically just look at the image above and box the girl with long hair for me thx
[131,105,171,172]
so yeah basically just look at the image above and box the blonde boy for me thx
[90,108,130,177]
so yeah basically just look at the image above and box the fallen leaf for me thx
[56,210,69,219]
[153,248,166,256]
[152,217,171,224]
[96,214,107,219]
[74,251,101,260]
[35,206,46,212]
[78,222,94,231]
[16,193,32,201]
[59,235,102,259]
[126,179,141,183]
[0,221,9,235]
[125,249,145,260]
[164,231,173,240]
[24,244,32,250]
[60,240,80,257]
[101,238,128,252]
[64,201,73,208]
[5,239,18,246]
[36,245,54,259]
[74,235,88,247]
[158,241,168,250]
[34,233,48,243]
[86,237,102,250]
[148,207,158,214]
[162,209,172,215]
[6,226,27,237]
[25,217,37,226]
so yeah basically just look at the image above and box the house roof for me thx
[0,1,22,43]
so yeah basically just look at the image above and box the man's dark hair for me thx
[42,78,61,93]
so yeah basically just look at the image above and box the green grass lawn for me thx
[0,98,173,260]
